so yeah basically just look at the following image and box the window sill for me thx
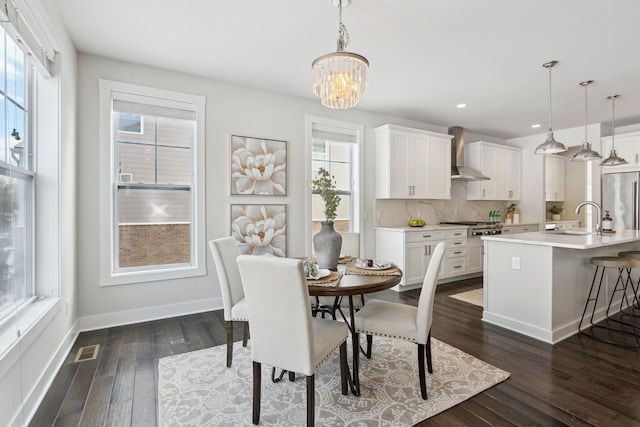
[0,297,61,378]
[99,265,207,287]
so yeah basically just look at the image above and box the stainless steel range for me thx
[440,221,503,237]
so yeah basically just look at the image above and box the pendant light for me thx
[312,0,369,109]
[600,95,627,166]
[571,80,601,161]
[535,61,567,154]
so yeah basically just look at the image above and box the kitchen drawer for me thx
[444,229,467,239]
[405,230,445,243]
[446,247,466,258]
[443,257,467,277]
[446,238,466,249]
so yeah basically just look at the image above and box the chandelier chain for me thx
[338,0,350,49]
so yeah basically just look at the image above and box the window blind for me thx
[0,0,56,77]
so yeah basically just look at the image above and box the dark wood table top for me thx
[307,265,402,297]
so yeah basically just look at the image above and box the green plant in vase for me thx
[548,205,563,220]
[310,168,342,269]
[311,167,341,222]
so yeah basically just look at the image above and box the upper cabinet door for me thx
[410,133,430,199]
[466,141,522,200]
[375,124,452,200]
[544,155,565,201]
[428,136,452,199]
[389,130,412,198]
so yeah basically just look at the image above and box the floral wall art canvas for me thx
[231,204,286,256]
[230,135,287,195]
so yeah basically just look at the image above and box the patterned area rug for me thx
[158,336,509,426]
[449,288,484,308]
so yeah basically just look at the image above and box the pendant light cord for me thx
[547,65,553,132]
[584,83,588,141]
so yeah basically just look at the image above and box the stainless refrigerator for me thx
[602,171,640,230]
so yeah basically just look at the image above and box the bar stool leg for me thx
[579,266,605,336]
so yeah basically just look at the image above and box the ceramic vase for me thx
[313,221,342,270]
[551,214,561,221]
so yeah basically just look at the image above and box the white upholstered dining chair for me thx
[236,255,348,426]
[354,241,445,400]
[208,237,249,367]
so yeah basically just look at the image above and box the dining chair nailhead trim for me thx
[313,339,347,370]
[355,330,418,343]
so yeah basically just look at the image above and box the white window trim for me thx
[304,115,364,255]
[98,80,206,286]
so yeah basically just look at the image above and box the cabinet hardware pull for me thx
[454,251,462,254]
[453,242,461,245]
[427,245,431,256]
[454,232,462,236]
[423,234,432,238]
[454,265,462,269]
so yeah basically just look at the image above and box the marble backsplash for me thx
[375,181,515,227]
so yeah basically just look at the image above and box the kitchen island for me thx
[481,230,640,344]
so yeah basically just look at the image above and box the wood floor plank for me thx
[77,374,114,427]
[105,399,133,427]
[110,342,137,404]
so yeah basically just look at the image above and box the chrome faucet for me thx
[575,201,602,235]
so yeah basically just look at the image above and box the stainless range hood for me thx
[448,126,490,181]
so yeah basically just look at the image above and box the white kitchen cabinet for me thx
[375,124,452,199]
[466,237,483,274]
[465,141,522,201]
[601,132,640,169]
[375,227,470,289]
[501,224,539,234]
[547,221,580,230]
[544,155,565,201]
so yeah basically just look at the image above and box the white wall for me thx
[76,53,449,329]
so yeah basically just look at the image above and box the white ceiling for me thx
[50,0,640,139]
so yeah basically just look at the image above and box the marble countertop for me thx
[482,230,640,249]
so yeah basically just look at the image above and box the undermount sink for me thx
[562,228,597,235]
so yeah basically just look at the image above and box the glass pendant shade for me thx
[535,61,567,154]
[312,50,369,109]
[572,80,601,161]
[312,0,369,109]
[600,94,627,166]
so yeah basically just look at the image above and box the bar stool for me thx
[579,255,640,348]
[618,251,640,309]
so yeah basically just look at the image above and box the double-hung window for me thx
[306,117,363,238]
[99,81,206,286]
[0,25,34,331]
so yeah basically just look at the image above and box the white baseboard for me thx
[15,320,79,427]
[78,297,223,332]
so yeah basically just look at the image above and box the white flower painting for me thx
[231,135,286,195]
[231,204,286,256]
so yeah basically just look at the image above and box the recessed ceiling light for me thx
[456,103,467,109]
[531,124,541,128]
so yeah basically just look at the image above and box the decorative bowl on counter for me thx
[408,219,426,227]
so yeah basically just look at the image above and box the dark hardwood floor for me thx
[30,277,640,426]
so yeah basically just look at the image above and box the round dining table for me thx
[307,265,402,396]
